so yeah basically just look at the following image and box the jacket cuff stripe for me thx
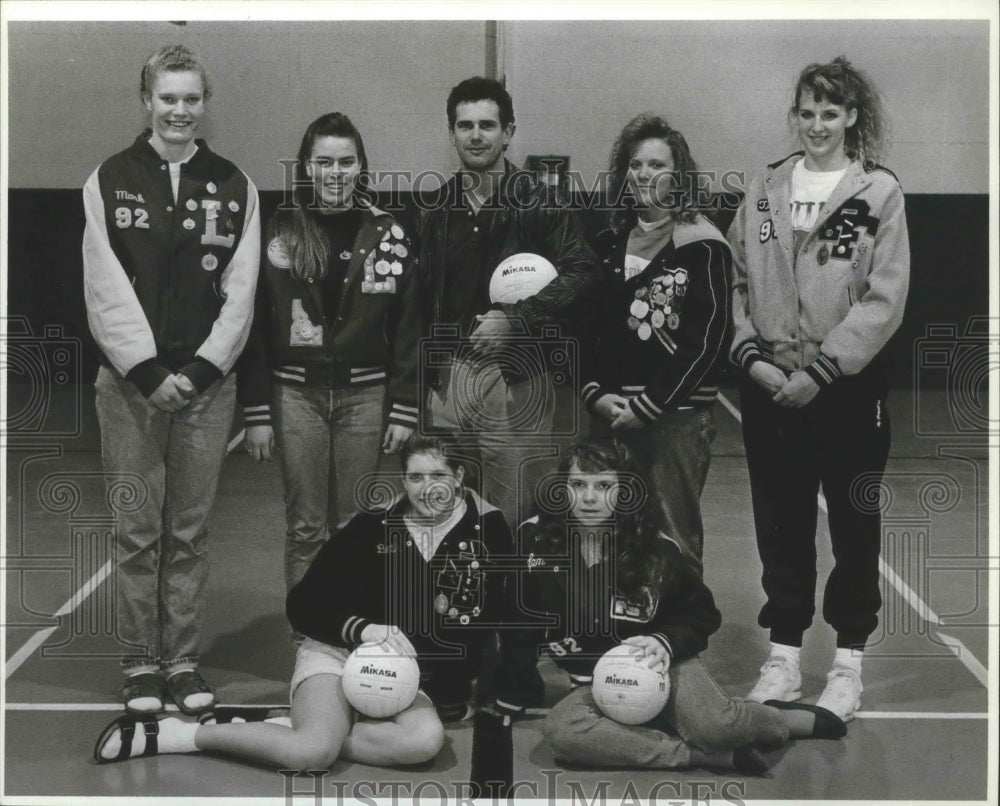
[341,616,370,645]
[650,633,674,660]
[389,402,419,427]
[243,404,272,427]
[734,340,763,370]
[630,394,660,423]
[805,353,842,387]
[580,382,602,407]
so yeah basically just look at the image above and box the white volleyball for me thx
[591,644,670,725]
[489,252,558,304]
[341,642,420,719]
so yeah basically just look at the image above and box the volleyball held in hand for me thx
[341,642,420,719]
[489,253,558,304]
[592,644,671,725]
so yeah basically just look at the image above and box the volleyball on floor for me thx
[341,642,420,719]
[489,252,558,303]
[591,644,671,725]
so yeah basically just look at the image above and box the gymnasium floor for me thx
[3,383,994,802]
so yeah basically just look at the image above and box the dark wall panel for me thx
[5,190,988,388]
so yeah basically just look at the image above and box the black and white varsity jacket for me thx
[237,204,423,428]
[83,132,260,395]
[580,215,733,424]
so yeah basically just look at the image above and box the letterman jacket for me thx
[83,132,260,396]
[580,215,733,424]
[416,161,598,386]
[286,491,513,706]
[237,205,423,428]
[495,517,721,709]
[728,153,910,384]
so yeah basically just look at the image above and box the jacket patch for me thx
[757,198,770,212]
[268,237,292,270]
[626,268,688,345]
[362,247,400,294]
[435,539,488,623]
[610,586,659,623]
[817,200,880,263]
[115,190,146,204]
[289,299,323,346]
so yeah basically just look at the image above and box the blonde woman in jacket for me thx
[728,57,909,722]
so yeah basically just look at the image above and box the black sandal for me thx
[166,670,216,716]
[121,672,164,714]
[93,714,160,764]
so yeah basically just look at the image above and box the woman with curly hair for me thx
[729,57,909,720]
[580,114,732,573]
[494,438,846,774]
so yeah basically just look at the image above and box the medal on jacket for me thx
[817,243,830,265]
[434,593,449,614]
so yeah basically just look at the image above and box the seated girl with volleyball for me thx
[94,434,513,770]
[495,438,847,774]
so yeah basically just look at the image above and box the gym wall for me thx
[5,18,991,387]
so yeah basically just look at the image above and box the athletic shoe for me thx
[745,655,802,703]
[815,667,863,722]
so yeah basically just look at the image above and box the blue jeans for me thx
[273,383,384,592]
[429,359,555,529]
[94,367,236,674]
[593,406,715,571]
[543,655,788,768]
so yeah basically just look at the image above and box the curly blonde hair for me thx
[791,56,889,165]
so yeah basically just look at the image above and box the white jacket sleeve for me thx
[194,174,261,374]
[81,168,160,376]
[727,193,762,366]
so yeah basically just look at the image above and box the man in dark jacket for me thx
[418,76,598,528]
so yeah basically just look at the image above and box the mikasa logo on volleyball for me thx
[605,674,640,687]
[358,665,397,678]
[501,263,535,276]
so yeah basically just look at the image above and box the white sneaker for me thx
[746,655,802,703]
[815,667,863,721]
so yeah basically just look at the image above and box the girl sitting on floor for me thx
[95,435,512,770]
[495,437,847,774]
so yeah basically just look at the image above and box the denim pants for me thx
[593,406,715,571]
[94,367,236,674]
[272,383,384,592]
[543,655,789,768]
[429,359,555,529]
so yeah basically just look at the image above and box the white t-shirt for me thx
[403,498,468,562]
[790,159,845,251]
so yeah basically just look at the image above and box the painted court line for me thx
[4,703,989,720]
[5,434,247,679]
[715,391,988,689]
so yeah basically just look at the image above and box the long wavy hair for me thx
[535,438,669,596]
[272,112,372,282]
[607,113,700,233]
[791,56,889,165]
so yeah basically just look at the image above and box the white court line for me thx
[4,703,989,720]
[716,391,988,689]
[4,432,247,679]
